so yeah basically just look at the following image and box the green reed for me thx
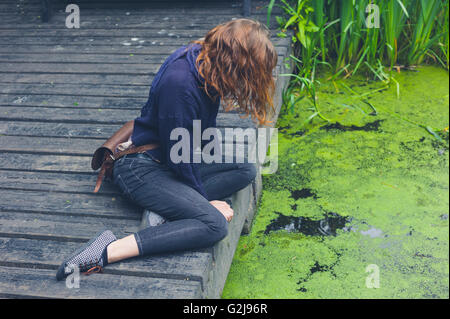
[269,0,449,77]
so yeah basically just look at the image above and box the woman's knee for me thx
[205,207,229,242]
[217,217,229,240]
[238,162,257,183]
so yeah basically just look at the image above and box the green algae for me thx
[222,66,449,299]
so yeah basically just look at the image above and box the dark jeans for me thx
[113,152,256,256]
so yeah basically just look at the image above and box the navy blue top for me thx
[131,43,220,198]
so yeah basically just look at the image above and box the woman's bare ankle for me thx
[106,234,140,264]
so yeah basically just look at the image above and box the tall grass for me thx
[436,0,449,68]
[406,0,441,65]
[271,0,449,78]
[383,0,410,69]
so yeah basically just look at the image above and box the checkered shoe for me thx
[56,230,117,281]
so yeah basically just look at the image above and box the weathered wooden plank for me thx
[0,133,253,155]
[0,1,280,29]
[0,106,139,123]
[0,17,280,30]
[0,15,270,26]
[0,10,263,19]
[0,0,273,8]
[0,43,288,56]
[0,44,180,55]
[0,106,254,127]
[0,62,276,86]
[0,17,279,32]
[0,7,268,17]
[0,136,104,156]
[0,48,286,64]
[0,76,283,107]
[0,121,123,138]
[0,237,211,284]
[0,121,246,139]
[0,169,117,194]
[0,62,160,75]
[1,30,288,46]
[0,152,92,172]
[0,37,197,47]
[0,147,256,190]
[0,29,287,44]
[0,211,138,240]
[2,29,212,38]
[0,53,168,64]
[0,73,152,86]
[0,6,279,24]
[0,46,162,57]
[0,82,149,97]
[0,8,271,19]
[0,94,147,108]
[0,266,202,299]
[0,57,286,87]
[0,0,272,10]
[1,35,288,47]
[0,188,142,219]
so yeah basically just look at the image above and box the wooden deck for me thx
[0,0,293,298]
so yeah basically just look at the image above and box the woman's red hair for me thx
[193,18,278,126]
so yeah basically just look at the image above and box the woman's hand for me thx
[209,200,234,222]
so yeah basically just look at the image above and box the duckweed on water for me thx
[222,66,449,299]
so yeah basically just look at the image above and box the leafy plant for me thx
[268,0,449,75]
[407,0,443,65]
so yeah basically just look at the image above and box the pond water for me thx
[222,66,449,298]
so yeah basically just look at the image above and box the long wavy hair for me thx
[192,18,278,126]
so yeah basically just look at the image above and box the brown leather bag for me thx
[91,120,158,193]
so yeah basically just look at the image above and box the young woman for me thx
[56,18,278,280]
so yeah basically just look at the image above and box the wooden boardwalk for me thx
[0,0,292,298]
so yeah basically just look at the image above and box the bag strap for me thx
[93,143,158,193]
[91,120,134,171]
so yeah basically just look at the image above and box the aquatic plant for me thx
[268,0,449,138]
[268,0,449,75]
[223,66,449,299]
[435,0,449,69]
[406,0,443,66]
